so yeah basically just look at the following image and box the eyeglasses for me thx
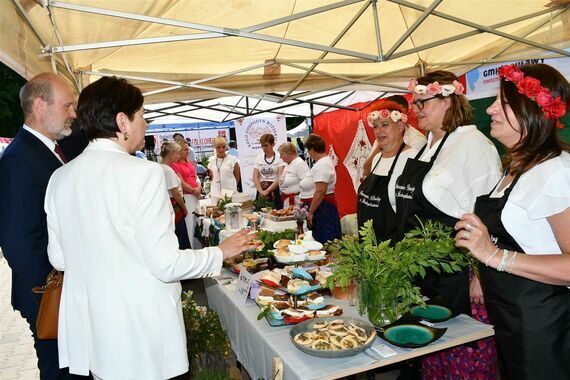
[411,96,438,110]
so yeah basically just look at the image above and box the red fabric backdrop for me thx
[312,95,419,218]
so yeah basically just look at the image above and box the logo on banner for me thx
[244,119,279,149]
[217,130,227,138]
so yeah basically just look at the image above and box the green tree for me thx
[0,62,25,138]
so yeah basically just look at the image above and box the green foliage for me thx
[0,63,25,138]
[181,291,231,360]
[253,229,295,257]
[253,196,275,211]
[200,155,210,169]
[192,368,231,380]
[327,219,469,319]
[216,195,233,211]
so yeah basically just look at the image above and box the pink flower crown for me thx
[407,79,464,96]
[498,64,567,128]
[367,109,408,127]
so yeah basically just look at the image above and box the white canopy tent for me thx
[1,0,569,121]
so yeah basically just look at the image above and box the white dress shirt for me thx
[417,125,502,218]
[299,156,336,199]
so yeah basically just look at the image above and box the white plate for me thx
[288,245,309,254]
[303,241,323,250]
[305,251,326,261]
[273,240,293,249]
[274,253,307,263]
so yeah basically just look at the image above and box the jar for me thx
[225,203,242,230]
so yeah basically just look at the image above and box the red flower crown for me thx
[498,64,567,128]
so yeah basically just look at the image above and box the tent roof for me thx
[2,0,569,119]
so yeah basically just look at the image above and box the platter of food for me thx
[272,239,327,263]
[290,317,377,358]
[264,206,297,221]
[256,287,342,326]
[223,257,269,274]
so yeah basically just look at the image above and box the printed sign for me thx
[234,115,287,195]
[236,266,254,303]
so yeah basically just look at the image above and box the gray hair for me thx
[19,78,54,117]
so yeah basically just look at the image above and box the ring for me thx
[464,231,471,239]
[466,223,474,232]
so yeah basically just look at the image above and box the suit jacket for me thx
[0,128,63,318]
[45,139,223,379]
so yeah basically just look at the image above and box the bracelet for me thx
[506,251,518,274]
[497,249,510,272]
[485,247,501,267]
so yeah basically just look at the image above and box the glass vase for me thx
[360,281,400,326]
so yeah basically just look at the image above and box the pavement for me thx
[0,257,40,379]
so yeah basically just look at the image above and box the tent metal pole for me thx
[388,0,570,57]
[142,62,272,97]
[310,104,314,134]
[48,1,377,61]
[384,0,442,60]
[371,0,383,60]
[82,70,283,103]
[389,6,567,60]
[281,62,386,87]
[279,0,374,102]
[221,97,245,123]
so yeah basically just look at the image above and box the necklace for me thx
[215,156,226,189]
[264,154,276,165]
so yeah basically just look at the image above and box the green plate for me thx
[378,322,447,348]
[411,304,453,323]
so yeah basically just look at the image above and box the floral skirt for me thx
[301,199,341,244]
[422,279,497,379]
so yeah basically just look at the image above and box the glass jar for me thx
[225,204,242,230]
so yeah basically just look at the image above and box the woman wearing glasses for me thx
[395,71,502,378]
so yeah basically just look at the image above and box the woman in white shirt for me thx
[207,136,240,202]
[43,76,255,379]
[299,134,341,243]
[253,134,285,209]
[397,70,501,379]
[455,63,570,379]
[357,99,418,244]
[277,142,309,207]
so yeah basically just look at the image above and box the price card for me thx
[236,266,253,303]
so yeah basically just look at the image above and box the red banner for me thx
[313,96,418,218]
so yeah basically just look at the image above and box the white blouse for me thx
[160,164,182,198]
[254,152,285,182]
[370,147,418,212]
[490,152,570,255]
[417,125,502,218]
[207,154,239,198]
[279,157,309,195]
[299,156,336,200]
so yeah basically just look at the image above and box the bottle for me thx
[203,176,211,195]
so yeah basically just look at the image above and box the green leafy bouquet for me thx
[326,219,469,325]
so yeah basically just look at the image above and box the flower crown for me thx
[407,79,464,96]
[367,100,408,126]
[498,64,567,127]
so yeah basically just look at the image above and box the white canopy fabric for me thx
[1,0,569,117]
[287,120,311,138]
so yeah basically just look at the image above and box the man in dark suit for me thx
[0,73,80,379]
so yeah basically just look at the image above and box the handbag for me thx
[32,269,63,340]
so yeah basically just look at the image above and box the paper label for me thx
[236,266,253,302]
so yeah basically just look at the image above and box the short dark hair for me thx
[172,133,184,141]
[260,134,275,145]
[76,76,144,141]
[304,134,326,153]
[386,95,409,110]
[417,70,472,132]
[500,64,570,175]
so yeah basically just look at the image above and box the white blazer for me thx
[45,139,223,379]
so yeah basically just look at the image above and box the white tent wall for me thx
[1,1,569,115]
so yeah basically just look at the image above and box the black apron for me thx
[475,173,570,380]
[356,143,405,243]
[395,133,470,315]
